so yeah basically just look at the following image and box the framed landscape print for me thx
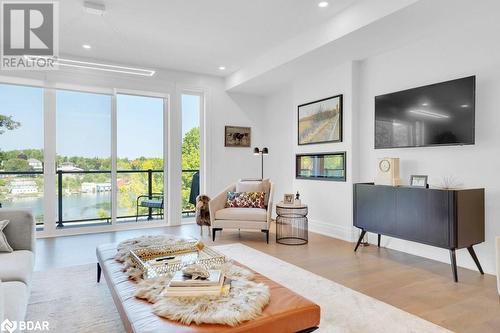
[298,94,343,145]
[225,126,251,147]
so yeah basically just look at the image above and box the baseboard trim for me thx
[308,219,354,242]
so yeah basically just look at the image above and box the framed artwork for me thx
[296,152,346,182]
[298,94,343,145]
[225,126,251,147]
[410,175,429,188]
[283,194,295,205]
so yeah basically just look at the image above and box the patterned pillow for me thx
[225,192,265,208]
[0,220,13,253]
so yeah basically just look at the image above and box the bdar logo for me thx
[1,319,17,333]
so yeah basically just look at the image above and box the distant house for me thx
[81,182,111,193]
[8,180,38,194]
[28,158,43,171]
[58,162,84,172]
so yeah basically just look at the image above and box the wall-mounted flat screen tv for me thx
[375,76,475,149]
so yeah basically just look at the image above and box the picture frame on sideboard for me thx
[410,175,429,188]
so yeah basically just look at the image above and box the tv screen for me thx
[375,76,475,149]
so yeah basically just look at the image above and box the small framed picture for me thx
[410,175,429,188]
[225,126,251,147]
[283,194,295,205]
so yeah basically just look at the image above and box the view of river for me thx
[2,193,132,222]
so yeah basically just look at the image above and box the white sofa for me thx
[209,179,274,243]
[0,209,36,326]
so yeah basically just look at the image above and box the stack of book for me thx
[164,269,230,297]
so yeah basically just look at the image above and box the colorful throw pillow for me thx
[0,220,13,253]
[225,192,265,208]
[236,179,270,206]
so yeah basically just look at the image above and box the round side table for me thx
[276,202,308,245]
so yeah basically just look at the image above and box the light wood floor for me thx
[35,223,500,333]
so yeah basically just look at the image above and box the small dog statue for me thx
[195,195,211,236]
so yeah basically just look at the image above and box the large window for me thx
[56,90,112,225]
[181,94,201,216]
[0,81,197,233]
[0,84,44,226]
[116,94,164,221]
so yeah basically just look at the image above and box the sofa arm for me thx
[0,209,36,253]
[0,280,3,322]
[209,184,235,224]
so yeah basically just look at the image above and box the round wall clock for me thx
[375,157,401,186]
[379,159,391,173]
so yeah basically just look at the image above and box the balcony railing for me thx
[0,169,199,227]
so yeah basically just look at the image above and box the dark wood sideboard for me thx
[353,183,485,282]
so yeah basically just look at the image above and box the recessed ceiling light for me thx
[460,104,469,108]
[82,44,92,49]
[422,103,428,106]
[318,1,329,8]
[24,56,156,76]
[218,66,226,71]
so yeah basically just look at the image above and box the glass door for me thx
[0,84,45,228]
[55,90,112,227]
[181,94,201,220]
[116,93,166,223]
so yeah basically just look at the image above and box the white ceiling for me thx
[59,0,359,76]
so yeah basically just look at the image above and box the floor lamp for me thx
[253,147,269,180]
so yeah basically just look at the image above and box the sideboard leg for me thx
[354,230,366,252]
[377,234,381,247]
[449,249,458,282]
[467,245,484,275]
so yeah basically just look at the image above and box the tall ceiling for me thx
[59,0,359,76]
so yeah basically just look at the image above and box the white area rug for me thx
[26,265,124,333]
[26,244,451,333]
[214,243,451,333]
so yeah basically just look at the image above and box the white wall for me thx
[263,1,500,274]
[0,67,265,229]
[263,62,358,239]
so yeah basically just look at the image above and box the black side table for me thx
[276,203,308,245]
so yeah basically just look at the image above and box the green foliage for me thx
[0,114,20,134]
[3,158,29,171]
[182,127,200,170]
[181,127,200,211]
[97,209,109,219]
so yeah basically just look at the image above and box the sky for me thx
[0,84,200,160]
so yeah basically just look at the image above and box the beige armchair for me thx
[209,179,274,243]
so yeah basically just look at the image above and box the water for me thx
[2,193,133,222]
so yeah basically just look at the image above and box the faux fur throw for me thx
[115,235,271,326]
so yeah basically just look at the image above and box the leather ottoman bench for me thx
[96,243,320,333]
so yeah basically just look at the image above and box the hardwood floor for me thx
[35,223,500,333]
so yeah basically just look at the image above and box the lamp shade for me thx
[253,147,260,155]
[262,147,269,155]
